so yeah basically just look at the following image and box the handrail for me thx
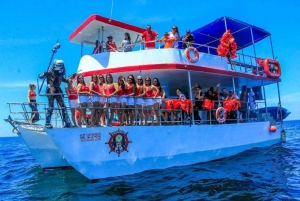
[6,96,277,129]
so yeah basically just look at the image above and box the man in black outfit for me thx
[182,30,195,49]
[39,59,71,128]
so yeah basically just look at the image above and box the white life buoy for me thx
[216,107,227,123]
[185,46,199,63]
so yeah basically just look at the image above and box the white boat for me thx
[45,15,285,180]
[18,125,69,169]
[10,15,286,179]
[5,106,70,169]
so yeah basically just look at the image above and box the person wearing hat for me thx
[182,29,195,49]
[159,32,174,48]
[106,35,117,52]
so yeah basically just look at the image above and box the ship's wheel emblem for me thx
[105,129,132,157]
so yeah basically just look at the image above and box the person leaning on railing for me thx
[106,35,117,52]
[27,84,40,124]
[168,25,180,48]
[160,32,174,49]
[120,32,133,52]
[182,29,195,49]
[141,25,159,50]
[92,40,102,54]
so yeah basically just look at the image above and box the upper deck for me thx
[70,15,281,91]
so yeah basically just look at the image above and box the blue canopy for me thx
[183,16,271,55]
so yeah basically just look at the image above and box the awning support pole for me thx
[262,81,268,121]
[188,71,194,125]
[98,28,101,52]
[80,42,83,57]
[270,35,275,59]
[101,26,104,52]
[250,27,258,74]
[232,77,238,123]
[270,36,283,123]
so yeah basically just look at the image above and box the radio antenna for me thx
[109,0,114,22]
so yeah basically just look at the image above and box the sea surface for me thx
[1,120,300,201]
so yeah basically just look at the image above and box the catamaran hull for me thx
[18,125,69,169]
[46,122,282,180]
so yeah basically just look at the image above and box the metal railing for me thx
[6,95,280,128]
[93,40,268,77]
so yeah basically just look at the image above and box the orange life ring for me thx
[216,107,227,123]
[263,59,281,78]
[185,46,199,63]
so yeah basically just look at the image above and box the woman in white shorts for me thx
[89,74,101,126]
[98,74,107,126]
[65,78,80,127]
[76,74,90,126]
[116,76,127,125]
[125,74,136,126]
[143,76,158,126]
[135,76,145,125]
[103,73,118,126]
[152,78,165,125]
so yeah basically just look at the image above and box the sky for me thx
[0,0,299,137]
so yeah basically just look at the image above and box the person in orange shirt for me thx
[160,32,174,48]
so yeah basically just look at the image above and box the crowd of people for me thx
[28,74,257,127]
[63,73,170,127]
[93,25,195,53]
[191,83,257,124]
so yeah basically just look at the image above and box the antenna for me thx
[109,0,114,22]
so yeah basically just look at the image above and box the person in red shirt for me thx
[92,40,102,54]
[106,36,117,52]
[141,25,159,49]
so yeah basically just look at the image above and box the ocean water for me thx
[1,121,300,200]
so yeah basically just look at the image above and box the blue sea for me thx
[1,121,300,200]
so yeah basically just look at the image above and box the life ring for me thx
[263,59,281,78]
[185,46,199,63]
[216,107,227,123]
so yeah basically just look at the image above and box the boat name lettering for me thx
[80,133,101,142]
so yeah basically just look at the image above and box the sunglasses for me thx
[137,79,142,80]
[78,77,84,80]
[106,77,112,78]
[99,77,104,79]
